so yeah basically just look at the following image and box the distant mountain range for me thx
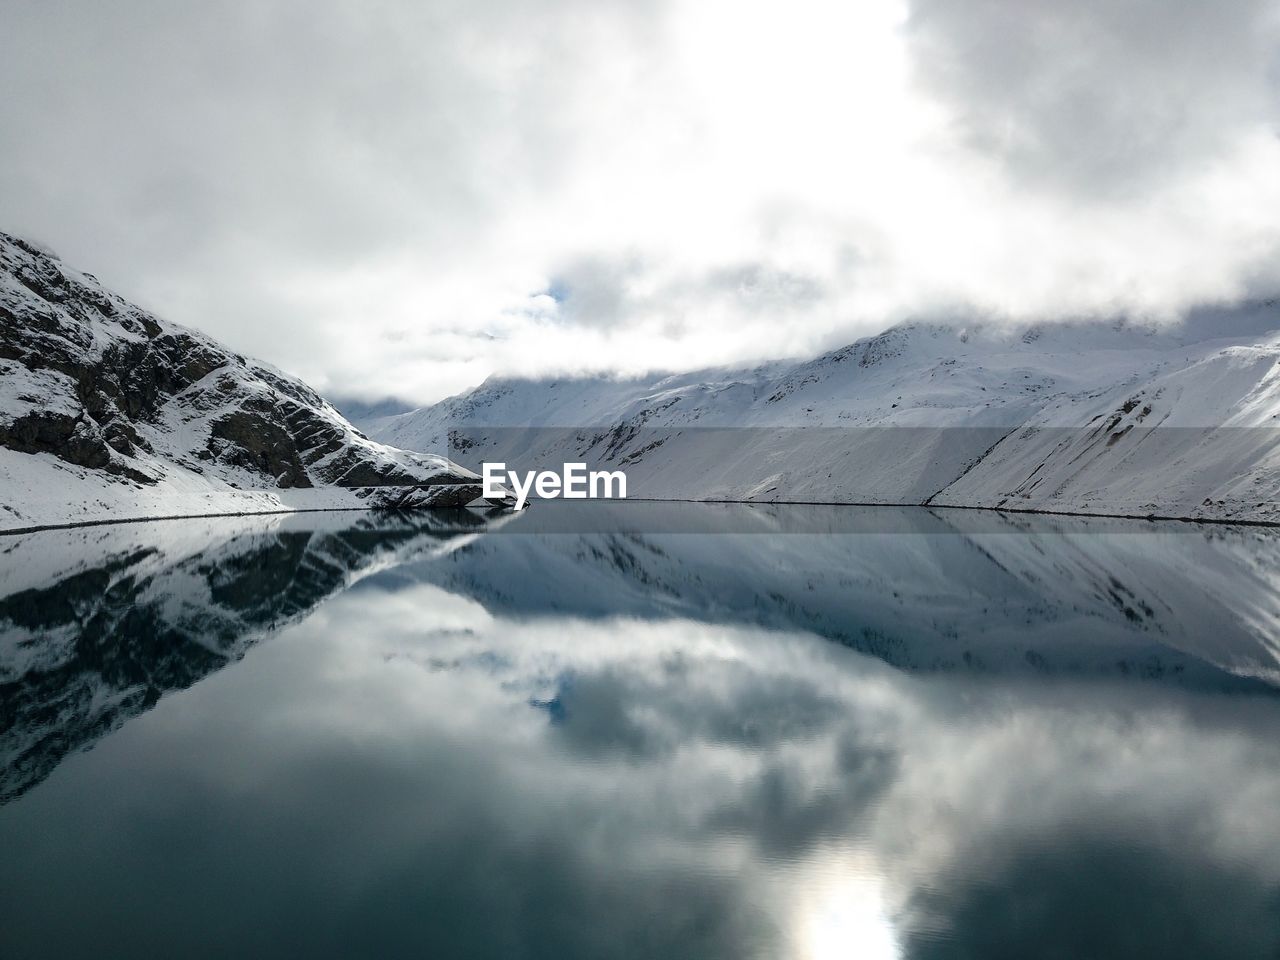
[362,305,1280,523]
[0,232,486,532]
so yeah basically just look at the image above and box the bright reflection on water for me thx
[2,503,1280,959]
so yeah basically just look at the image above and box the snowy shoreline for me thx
[0,505,382,537]
[6,494,1280,539]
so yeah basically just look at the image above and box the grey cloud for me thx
[1,0,661,245]
[3,0,1278,400]
[701,262,828,311]
[0,0,666,374]
[546,253,649,328]
[548,254,830,329]
[906,0,1280,195]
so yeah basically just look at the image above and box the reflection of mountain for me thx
[400,502,1280,690]
[5,502,1280,805]
[3,505,1280,958]
[0,510,497,803]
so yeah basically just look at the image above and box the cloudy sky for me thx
[3,0,1280,404]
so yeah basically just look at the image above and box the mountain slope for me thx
[365,308,1280,522]
[0,232,486,531]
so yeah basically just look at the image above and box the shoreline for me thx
[0,505,381,537]
[622,497,1280,529]
[3,496,1279,537]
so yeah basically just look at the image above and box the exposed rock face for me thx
[0,232,485,513]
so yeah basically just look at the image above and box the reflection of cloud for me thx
[881,687,1280,955]
[2,580,1280,957]
[904,832,1280,960]
[315,588,1280,957]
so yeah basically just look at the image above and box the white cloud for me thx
[2,0,1278,403]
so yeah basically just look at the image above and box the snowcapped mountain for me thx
[364,305,1280,522]
[0,232,487,533]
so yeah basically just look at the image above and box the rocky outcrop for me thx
[0,232,487,512]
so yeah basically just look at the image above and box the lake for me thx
[2,502,1280,959]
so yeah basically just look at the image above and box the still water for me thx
[2,503,1280,959]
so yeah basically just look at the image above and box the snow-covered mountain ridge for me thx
[0,232,485,532]
[365,305,1280,522]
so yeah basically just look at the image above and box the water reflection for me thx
[1,504,1279,959]
[0,509,498,802]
